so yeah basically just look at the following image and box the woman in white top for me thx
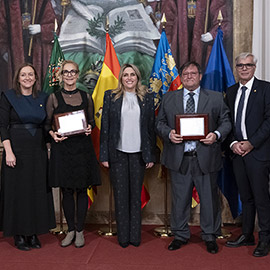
[100,63,156,248]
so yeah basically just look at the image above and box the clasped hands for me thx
[169,129,217,145]
[231,141,254,156]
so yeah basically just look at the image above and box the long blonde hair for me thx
[112,63,146,101]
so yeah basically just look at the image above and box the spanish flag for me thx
[92,33,120,158]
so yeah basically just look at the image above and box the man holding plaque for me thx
[156,61,231,254]
[225,53,270,257]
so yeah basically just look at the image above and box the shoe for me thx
[130,241,140,247]
[205,240,219,254]
[61,231,75,247]
[168,239,187,251]
[119,242,129,248]
[27,235,41,249]
[75,231,85,248]
[14,235,31,251]
[253,241,270,257]
[226,234,255,248]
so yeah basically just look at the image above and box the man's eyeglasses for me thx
[62,69,78,76]
[182,72,199,77]
[236,63,255,70]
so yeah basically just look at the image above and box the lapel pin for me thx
[254,89,257,92]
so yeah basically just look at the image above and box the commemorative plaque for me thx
[175,114,209,140]
[54,109,87,137]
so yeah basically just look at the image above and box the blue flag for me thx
[201,27,241,218]
[149,30,181,111]
[201,28,235,92]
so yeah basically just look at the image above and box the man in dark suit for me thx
[156,61,231,254]
[225,53,270,257]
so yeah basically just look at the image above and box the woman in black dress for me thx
[100,64,156,248]
[0,63,56,251]
[46,60,101,248]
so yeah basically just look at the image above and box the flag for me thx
[43,33,65,94]
[91,33,150,209]
[201,27,241,218]
[149,29,181,111]
[87,186,97,208]
[92,33,120,159]
[91,33,120,209]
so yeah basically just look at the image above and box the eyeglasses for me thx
[182,72,199,77]
[236,63,255,69]
[62,69,78,76]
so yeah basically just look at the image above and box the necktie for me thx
[235,86,247,140]
[186,92,195,113]
[185,92,196,152]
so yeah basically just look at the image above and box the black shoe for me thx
[130,241,140,247]
[27,235,41,249]
[226,234,255,248]
[253,241,270,257]
[205,240,219,254]
[168,239,187,251]
[119,242,129,248]
[14,235,31,251]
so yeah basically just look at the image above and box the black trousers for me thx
[232,154,270,242]
[62,188,88,232]
[110,151,145,244]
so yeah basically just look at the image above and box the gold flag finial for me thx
[105,16,109,32]
[217,10,223,26]
[161,13,167,29]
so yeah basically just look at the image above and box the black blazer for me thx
[226,77,270,161]
[100,90,156,164]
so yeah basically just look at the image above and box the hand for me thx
[144,5,153,15]
[102,161,109,168]
[50,130,68,143]
[146,162,154,169]
[239,141,254,156]
[200,132,216,145]
[28,24,41,35]
[201,32,213,42]
[231,141,246,156]
[169,129,183,144]
[85,124,92,136]
[6,152,16,168]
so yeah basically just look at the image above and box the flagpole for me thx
[28,0,37,57]
[49,20,68,235]
[154,15,173,238]
[98,17,117,237]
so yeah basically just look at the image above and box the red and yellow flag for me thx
[92,33,121,158]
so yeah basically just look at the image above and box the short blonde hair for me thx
[58,60,80,86]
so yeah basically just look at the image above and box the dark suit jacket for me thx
[156,88,231,173]
[100,90,156,164]
[225,77,270,161]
